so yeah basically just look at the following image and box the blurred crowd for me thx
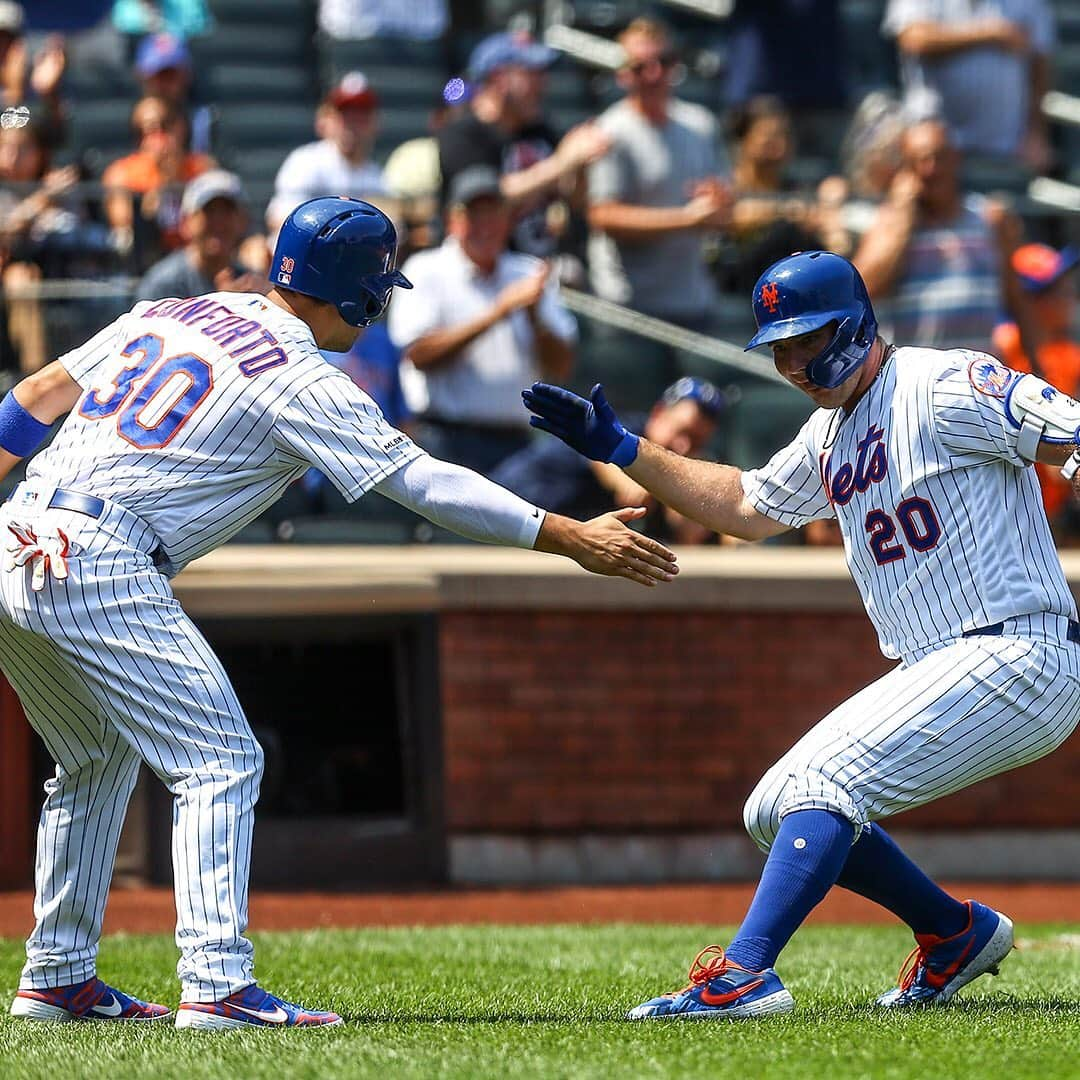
[2,0,1080,544]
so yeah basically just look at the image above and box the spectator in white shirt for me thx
[388,165,576,475]
[266,71,387,234]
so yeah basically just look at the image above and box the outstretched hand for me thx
[537,506,678,587]
[522,382,639,465]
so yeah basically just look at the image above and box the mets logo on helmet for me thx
[759,282,781,313]
[277,255,295,285]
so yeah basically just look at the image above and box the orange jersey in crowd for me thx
[993,321,1080,519]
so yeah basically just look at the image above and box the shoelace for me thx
[896,944,930,991]
[668,944,732,996]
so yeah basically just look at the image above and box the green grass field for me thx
[0,924,1077,1080]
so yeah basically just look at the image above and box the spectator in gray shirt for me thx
[883,0,1054,169]
[137,170,267,300]
[587,17,733,332]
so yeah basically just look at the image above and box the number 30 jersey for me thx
[742,346,1077,661]
[29,292,423,572]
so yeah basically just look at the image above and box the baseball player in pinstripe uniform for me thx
[0,197,678,1030]
[524,250,1080,1020]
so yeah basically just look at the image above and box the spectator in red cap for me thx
[134,32,211,154]
[265,71,387,234]
[994,242,1080,535]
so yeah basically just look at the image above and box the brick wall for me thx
[440,611,1080,833]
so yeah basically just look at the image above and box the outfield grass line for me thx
[0,924,1077,1080]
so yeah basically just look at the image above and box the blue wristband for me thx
[0,392,50,457]
[610,431,640,467]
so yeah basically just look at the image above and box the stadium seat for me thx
[279,516,419,544]
[205,65,318,105]
[209,0,313,22]
[374,106,439,159]
[215,104,318,149]
[189,25,314,67]
[962,157,1033,196]
[1056,44,1080,96]
[68,99,138,163]
[722,379,813,470]
[323,37,448,80]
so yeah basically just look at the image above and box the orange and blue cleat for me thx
[876,900,1014,1008]
[175,983,343,1030]
[10,977,172,1022]
[627,944,795,1020]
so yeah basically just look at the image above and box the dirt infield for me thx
[0,883,1077,937]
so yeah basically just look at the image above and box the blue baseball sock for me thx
[725,809,853,973]
[835,824,968,937]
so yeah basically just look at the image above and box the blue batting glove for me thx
[521,382,640,465]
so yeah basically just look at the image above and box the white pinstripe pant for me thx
[0,494,262,1002]
[743,614,1080,851]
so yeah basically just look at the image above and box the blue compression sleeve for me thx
[0,392,50,457]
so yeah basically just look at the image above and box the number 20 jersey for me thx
[741,346,1077,661]
[27,292,422,572]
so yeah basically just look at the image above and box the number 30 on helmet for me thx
[270,197,413,327]
[744,250,878,389]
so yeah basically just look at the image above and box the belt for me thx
[47,488,105,518]
[43,486,167,570]
[963,619,1080,645]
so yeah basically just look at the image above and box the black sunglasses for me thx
[625,53,679,76]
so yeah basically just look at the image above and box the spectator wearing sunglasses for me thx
[587,17,732,337]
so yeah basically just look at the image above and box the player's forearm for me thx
[500,157,567,204]
[588,201,701,241]
[0,362,79,481]
[405,307,506,371]
[14,360,82,423]
[625,440,783,540]
[897,22,1003,56]
[375,454,544,548]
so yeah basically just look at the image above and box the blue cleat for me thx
[10,977,172,1022]
[876,900,1014,1008]
[628,945,795,1021]
[175,983,343,1030]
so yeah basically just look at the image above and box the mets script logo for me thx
[820,425,888,506]
[967,356,1016,399]
[759,282,781,313]
[277,255,295,286]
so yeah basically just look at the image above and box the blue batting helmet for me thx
[270,197,412,327]
[744,251,878,389]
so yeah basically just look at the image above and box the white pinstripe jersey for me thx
[742,346,1077,660]
[30,292,423,571]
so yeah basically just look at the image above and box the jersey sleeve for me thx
[273,371,425,500]
[741,415,835,527]
[933,352,1029,466]
[55,307,145,386]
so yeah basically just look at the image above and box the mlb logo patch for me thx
[277,255,295,284]
[967,357,1015,398]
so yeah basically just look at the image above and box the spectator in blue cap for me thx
[492,376,728,542]
[437,29,611,262]
[134,33,211,154]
